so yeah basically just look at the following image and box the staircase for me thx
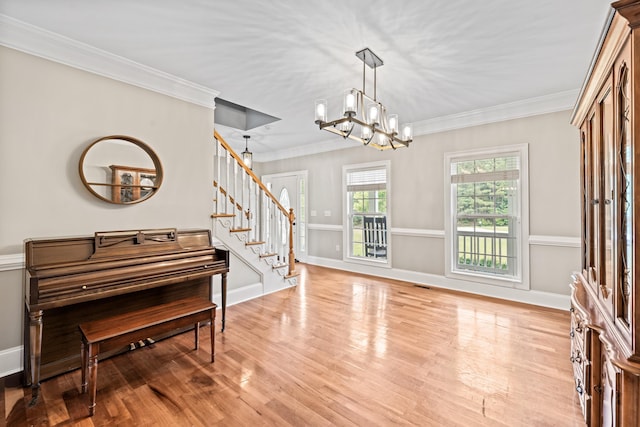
[211,130,299,296]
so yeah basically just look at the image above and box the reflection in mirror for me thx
[79,135,163,204]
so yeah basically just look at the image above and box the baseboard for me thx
[305,256,570,310]
[212,282,263,308]
[0,345,22,379]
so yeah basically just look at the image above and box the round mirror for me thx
[79,135,163,204]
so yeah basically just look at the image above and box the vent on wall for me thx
[214,98,280,131]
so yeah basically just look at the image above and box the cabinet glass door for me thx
[617,61,633,328]
[599,84,615,313]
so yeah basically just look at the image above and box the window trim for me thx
[343,160,392,268]
[444,144,529,289]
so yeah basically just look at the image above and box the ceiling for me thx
[0,0,612,160]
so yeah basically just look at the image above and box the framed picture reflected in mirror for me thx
[110,165,157,203]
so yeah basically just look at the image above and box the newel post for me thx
[288,208,296,276]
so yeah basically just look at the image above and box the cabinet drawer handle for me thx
[591,199,599,205]
[576,385,584,395]
[82,285,87,290]
[570,330,575,338]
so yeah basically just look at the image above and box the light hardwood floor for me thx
[2,264,584,426]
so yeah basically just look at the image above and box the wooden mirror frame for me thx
[79,135,164,205]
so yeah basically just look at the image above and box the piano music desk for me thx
[78,297,216,416]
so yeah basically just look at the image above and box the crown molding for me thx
[413,89,579,136]
[0,14,219,108]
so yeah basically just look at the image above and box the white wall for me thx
[0,45,221,371]
[0,46,217,253]
[256,110,581,305]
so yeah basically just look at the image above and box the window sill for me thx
[446,269,528,290]
[344,256,392,269]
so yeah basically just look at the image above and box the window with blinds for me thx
[446,147,527,284]
[343,161,390,265]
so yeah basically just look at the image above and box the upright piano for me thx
[23,228,229,399]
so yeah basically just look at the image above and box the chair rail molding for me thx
[528,235,580,248]
[0,253,24,272]
[307,226,578,249]
[307,223,343,232]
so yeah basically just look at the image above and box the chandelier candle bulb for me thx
[402,124,413,141]
[344,91,357,115]
[315,100,327,123]
[362,126,372,140]
[368,104,380,125]
[388,114,398,134]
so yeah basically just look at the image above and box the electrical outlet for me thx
[324,210,331,217]
[310,210,317,217]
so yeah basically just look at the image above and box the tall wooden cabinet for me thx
[570,1,640,425]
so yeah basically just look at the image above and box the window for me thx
[445,145,529,288]
[343,161,390,266]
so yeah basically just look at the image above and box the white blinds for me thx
[450,155,520,184]
[347,167,387,192]
[451,170,519,184]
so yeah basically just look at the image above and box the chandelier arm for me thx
[320,125,347,137]
[345,133,364,144]
[392,135,410,147]
[343,122,355,139]
[319,117,349,129]
[363,126,375,145]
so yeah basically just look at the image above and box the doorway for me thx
[262,170,307,263]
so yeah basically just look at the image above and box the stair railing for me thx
[212,130,296,278]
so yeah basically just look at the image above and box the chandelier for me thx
[241,135,253,169]
[314,48,412,150]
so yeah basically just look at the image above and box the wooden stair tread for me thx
[259,253,278,258]
[211,213,235,218]
[272,263,288,270]
[230,228,252,233]
[245,241,265,246]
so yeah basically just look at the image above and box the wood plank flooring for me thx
[2,264,585,426]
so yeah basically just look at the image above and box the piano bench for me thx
[78,297,217,416]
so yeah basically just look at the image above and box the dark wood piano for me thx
[23,228,229,400]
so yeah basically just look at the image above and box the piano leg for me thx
[221,272,227,332]
[210,307,215,363]
[28,309,43,406]
[194,321,200,350]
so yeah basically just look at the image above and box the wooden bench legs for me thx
[80,339,99,416]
